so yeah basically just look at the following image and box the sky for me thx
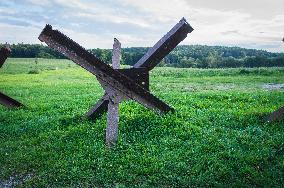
[0,0,283,52]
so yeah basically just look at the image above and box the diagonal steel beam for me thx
[267,106,284,122]
[0,46,11,68]
[86,94,109,119]
[39,25,173,113]
[0,46,24,108]
[133,17,193,71]
[86,68,149,119]
[0,92,24,108]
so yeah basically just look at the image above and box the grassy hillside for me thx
[0,58,284,187]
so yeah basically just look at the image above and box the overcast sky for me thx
[0,0,283,52]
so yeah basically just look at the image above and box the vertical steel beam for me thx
[106,38,121,147]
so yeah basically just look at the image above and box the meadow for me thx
[0,58,284,187]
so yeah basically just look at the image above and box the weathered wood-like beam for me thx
[39,25,173,113]
[0,92,23,108]
[268,106,284,122]
[133,17,194,71]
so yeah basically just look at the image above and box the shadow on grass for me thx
[117,111,196,145]
[58,115,87,126]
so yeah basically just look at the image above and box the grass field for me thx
[0,58,284,187]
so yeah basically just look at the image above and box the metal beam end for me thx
[180,17,194,33]
[38,24,53,42]
[0,45,11,56]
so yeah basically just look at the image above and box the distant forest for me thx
[1,43,284,68]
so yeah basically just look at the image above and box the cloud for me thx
[0,23,41,44]
[119,0,284,52]
[27,0,51,6]
[221,30,239,35]
[0,0,283,52]
[183,0,284,19]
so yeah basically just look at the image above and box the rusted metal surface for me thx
[106,99,119,147]
[0,92,23,108]
[106,38,121,147]
[0,46,11,68]
[87,68,149,120]
[86,95,109,119]
[38,18,193,146]
[86,18,192,120]
[134,17,194,70]
[268,106,284,122]
[118,68,149,90]
[112,38,121,69]
[0,46,24,108]
[39,25,173,113]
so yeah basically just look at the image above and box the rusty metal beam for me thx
[268,106,284,122]
[0,92,23,108]
[0,46,24,108]
[106,38,121,147]
[86,95,109,119]
[39,25,173,113]
[85,18,193,120]
[118,68,149,90]
[0,46,11,68]
[106,99,119,147]
[87,68,149,120]
[133,17,193,71]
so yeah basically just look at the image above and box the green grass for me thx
[0,58,283,187]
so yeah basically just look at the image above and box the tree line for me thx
[1,43,283,68]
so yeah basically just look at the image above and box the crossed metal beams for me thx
[38,18,193,115]
[0,17,282,147]
[0,46,24,108]
[38,18,193,146]
[87,18,193,120]
[39,26,174,112]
